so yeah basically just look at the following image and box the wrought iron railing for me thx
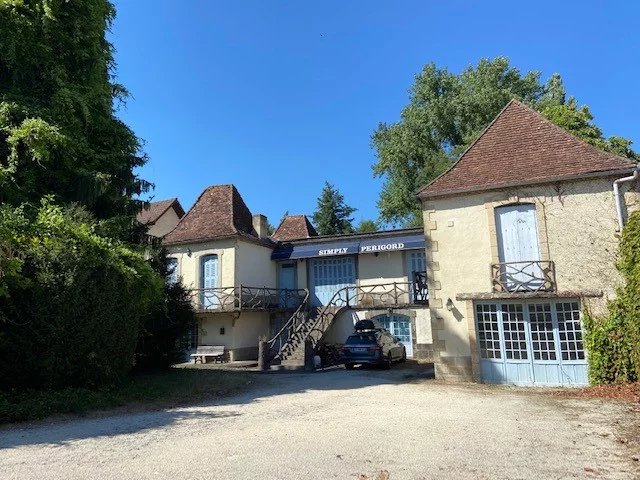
[491,260,556,293]
[412,270,429,305]
[267,276,429,362]
[267,289,310,355]
[189,286,307,312]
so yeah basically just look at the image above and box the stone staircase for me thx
[266,280,426,370]
[268,291,347,370]
[276,306,343,369]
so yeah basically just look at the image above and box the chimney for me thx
[252,214,269,239]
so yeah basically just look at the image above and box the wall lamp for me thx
[187,248,192,257]
[446,298,454,311]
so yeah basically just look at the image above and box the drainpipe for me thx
[613,165,640,230]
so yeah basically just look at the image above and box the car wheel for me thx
[384,353,392,369]
[400,348,407,363]
[345,363,354,370]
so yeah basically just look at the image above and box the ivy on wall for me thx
[583,211,640,384]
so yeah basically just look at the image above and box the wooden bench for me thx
[190,345,227,364]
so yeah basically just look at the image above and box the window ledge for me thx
[455,290,603,301]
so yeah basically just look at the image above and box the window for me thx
[346,334,377,345]
[201,255,219,309]
[474,301,587,386]
[407,251,428,303]
[501,303,527,360]
[166,257,178,285]
[476,304,501,359]
[528,303,556,361]
[557,302,585,360]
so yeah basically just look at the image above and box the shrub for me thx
[134,248,195,370]
[0,199,163,390]
[584,211,640,384]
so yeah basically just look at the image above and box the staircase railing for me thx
[268,278,429,362]
[267,288,310,357]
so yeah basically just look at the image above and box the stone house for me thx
[137,197,185,238]
[162,185,431,365]
[418,100,639,386]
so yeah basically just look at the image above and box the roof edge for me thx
[282,227,424,245]
[162,187,212,241]
[152,198,184,224]
[415,99,636,198]
[418,167,636,200]
[163,232,275,248]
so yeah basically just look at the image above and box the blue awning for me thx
[358,234,425,254]
[271,234,425,260]
[271,241,360,260]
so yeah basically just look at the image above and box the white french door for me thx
[475,301,587,386]
[200,255,219,309]
[495,204,542,291]
[309,257,356,306]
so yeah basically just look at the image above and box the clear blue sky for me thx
[110,0,639,227]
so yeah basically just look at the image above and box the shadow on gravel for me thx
[0,362,434,449]
[0,410,241,449]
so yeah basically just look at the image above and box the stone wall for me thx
[421,176,640,382]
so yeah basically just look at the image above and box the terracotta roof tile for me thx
[136,198,184,225]
[163,185,261,245]
[418,100,636,198]
[272,215,317,241]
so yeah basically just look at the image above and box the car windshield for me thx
[345,334,377,345]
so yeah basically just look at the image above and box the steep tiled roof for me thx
[272,215,318,241]
[163,185,262,245]
[136,198,185,225]
[417,100,636,198]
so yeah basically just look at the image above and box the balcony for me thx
[190,286,307,313]
[491,261,556,293]
[316,272,429,309]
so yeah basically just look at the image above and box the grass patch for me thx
[0,368,257,424]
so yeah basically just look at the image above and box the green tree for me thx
[135,248,195,370]
[356,219,378,233]
[312,182,356,235]
[0,0,151,229]
[0,1,192,389]
[372,57,638,225]
[541,98,639,160]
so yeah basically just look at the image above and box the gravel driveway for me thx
[1,365,639,480]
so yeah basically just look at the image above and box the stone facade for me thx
[421,176,640,382]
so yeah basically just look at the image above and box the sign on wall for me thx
[271,234,426,260]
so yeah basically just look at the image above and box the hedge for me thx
[0,199,164,390]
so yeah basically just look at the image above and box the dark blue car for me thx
[341,325,406,369]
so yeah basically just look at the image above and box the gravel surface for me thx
[1,365,639,479]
